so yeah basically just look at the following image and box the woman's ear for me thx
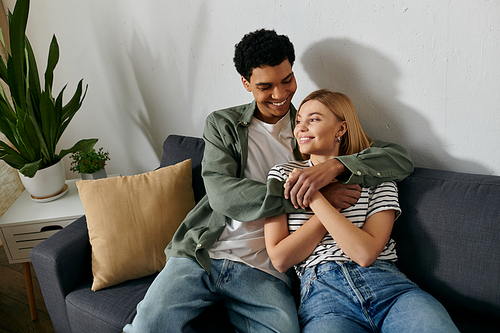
[338,121,347,137]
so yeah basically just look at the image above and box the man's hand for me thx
[320,182,361,211]
[284,159,347,209]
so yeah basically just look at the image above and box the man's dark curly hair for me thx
[234,29,295,81]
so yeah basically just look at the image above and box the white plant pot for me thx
[19,159,67,200]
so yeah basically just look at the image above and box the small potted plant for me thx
[70,147,110,180]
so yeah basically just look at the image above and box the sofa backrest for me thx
[160,135,206,203]
[161,135,500,328]
[393,167,500,323]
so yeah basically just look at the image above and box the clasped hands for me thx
[284,159,361,210]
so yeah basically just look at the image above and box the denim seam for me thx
[340,264,378,333]
[215,259,232,290]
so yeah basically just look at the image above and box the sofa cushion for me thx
[66,274,235,333]
[161,135,206,202]
[76,159,196,291]
[66,274,156,333]
[393,167,500,328]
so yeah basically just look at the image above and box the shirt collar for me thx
[238,100,297,127]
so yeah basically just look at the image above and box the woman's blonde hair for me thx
[298,89,373,156]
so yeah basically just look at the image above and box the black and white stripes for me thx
[268,160,401,276]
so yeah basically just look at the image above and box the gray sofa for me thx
[31,134,500,333]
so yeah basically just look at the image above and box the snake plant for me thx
[0,0,97,178]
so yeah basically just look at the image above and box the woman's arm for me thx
[265,214,327,273]
[309,192,395,267]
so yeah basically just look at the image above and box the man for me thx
[124,29,413,333]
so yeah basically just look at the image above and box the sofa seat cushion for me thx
[66,274,157,333]
[66,273,236,333]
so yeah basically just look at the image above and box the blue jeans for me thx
[298,260,459,333]
[123,257,299,333]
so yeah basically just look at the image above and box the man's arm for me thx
[336,140,414,185]
[201,113,296,222]
[285,140,413,208]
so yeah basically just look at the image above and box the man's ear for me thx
[241,76,252,92]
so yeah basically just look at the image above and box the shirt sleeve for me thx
[366,181,402,220]
[201,114,296,222]
[267,164,287,182]
[335,140,414,186]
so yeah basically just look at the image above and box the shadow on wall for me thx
[125,30,179,165]
[86,9,166,173]
[87,3,209,172]
[124,3,211,164]
[300,38,489,175]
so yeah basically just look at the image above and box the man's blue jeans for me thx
[123,257,299,333]
[298,260,459,333]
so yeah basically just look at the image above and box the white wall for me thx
[4,0,499,177]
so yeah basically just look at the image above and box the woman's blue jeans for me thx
[123,257,299,333]
[298,260,459,333]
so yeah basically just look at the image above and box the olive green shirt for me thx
[165,100,414,273]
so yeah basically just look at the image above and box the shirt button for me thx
[356,171,362,176]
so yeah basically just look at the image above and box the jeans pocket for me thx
[299,278,314,307]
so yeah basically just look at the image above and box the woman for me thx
[265,89,459,332]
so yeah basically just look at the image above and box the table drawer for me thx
[1,219,73,263]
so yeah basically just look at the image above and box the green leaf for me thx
[25,37,41,112]
[44,35,59,95]
[40,91,57,157]
[57,138,98,160]
[6,55,23,109]
[18,159,41,178]
[22,109,42,159]
[0,155,25,170]
[59,79,87,139]
[0,33,8,82]
[0,139,29,169]
[0,109,17,145]
[61,79,86,117]
[13,116,38,161]
[8,0,29,110]
[52,87,63,145]
[0,96,17,126]
[0,25,8,56]
[0,80,13,107]
[13,99,46,163]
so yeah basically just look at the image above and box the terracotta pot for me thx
[19,159,66,200]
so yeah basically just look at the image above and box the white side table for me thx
[0,179,84,320]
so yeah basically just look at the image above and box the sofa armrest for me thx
[30,215,92,333]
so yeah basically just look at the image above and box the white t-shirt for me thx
[208,112,295,285]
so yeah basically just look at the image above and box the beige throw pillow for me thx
[76,159,195,291]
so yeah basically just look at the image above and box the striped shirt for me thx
[268,160,401,276]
